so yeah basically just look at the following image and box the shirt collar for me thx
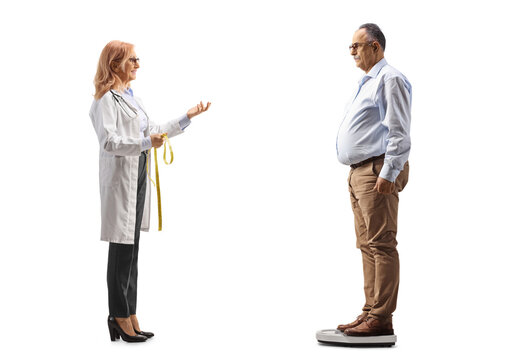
[124,88,134,97]
[367,58,387,78]
[359,58,387,85]
[110,88,132,97]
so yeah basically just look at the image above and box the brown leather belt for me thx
[350,154,385,169]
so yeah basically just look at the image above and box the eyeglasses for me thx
[128,57,140,64]
[348,42,372,51]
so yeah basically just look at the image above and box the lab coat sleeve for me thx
[149,114,189,138]
[98,95,142,156]
[134,95,189,138]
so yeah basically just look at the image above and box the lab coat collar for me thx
[110,89,138,115]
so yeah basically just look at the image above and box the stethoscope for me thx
[110,90,149,120]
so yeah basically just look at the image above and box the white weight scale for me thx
[316,329,396,347]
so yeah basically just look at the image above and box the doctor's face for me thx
[120,52,140,83]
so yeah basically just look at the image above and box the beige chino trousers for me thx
[348,157,409,321]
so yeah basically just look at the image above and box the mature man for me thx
[336,23,411,337]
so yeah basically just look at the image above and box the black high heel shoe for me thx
[135,329,154,338]
[107,316,147,342]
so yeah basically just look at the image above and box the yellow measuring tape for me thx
[146,133,173,231]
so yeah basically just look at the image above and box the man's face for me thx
[350,28,379,73]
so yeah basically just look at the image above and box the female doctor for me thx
[90,40,210,343]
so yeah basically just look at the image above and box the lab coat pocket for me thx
[100,157,125,187]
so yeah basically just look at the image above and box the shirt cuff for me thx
[141,136,152,151]
[379,163,401,183]
[179,114,191,130]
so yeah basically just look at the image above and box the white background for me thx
[1,0,512,359]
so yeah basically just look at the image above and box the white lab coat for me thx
[90,90,187,244]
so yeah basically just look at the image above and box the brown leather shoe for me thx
[337,313,368,332]
[343,317,394,337]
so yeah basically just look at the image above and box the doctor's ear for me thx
[110,61,120,73]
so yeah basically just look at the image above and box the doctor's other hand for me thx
[373,177,395,194]
[187,101,211,119]
[150,133,166,148]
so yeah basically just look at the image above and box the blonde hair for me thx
[93,40,134,100]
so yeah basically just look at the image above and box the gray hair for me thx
[359,23,386,51]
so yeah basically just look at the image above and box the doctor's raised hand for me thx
[90,40,212,344]
[150,101,211,148]
[187,101,211,119]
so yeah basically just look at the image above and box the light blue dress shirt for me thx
[123,88,191,151]
[336,58,412,182]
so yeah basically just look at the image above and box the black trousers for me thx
[107,151,147,317]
